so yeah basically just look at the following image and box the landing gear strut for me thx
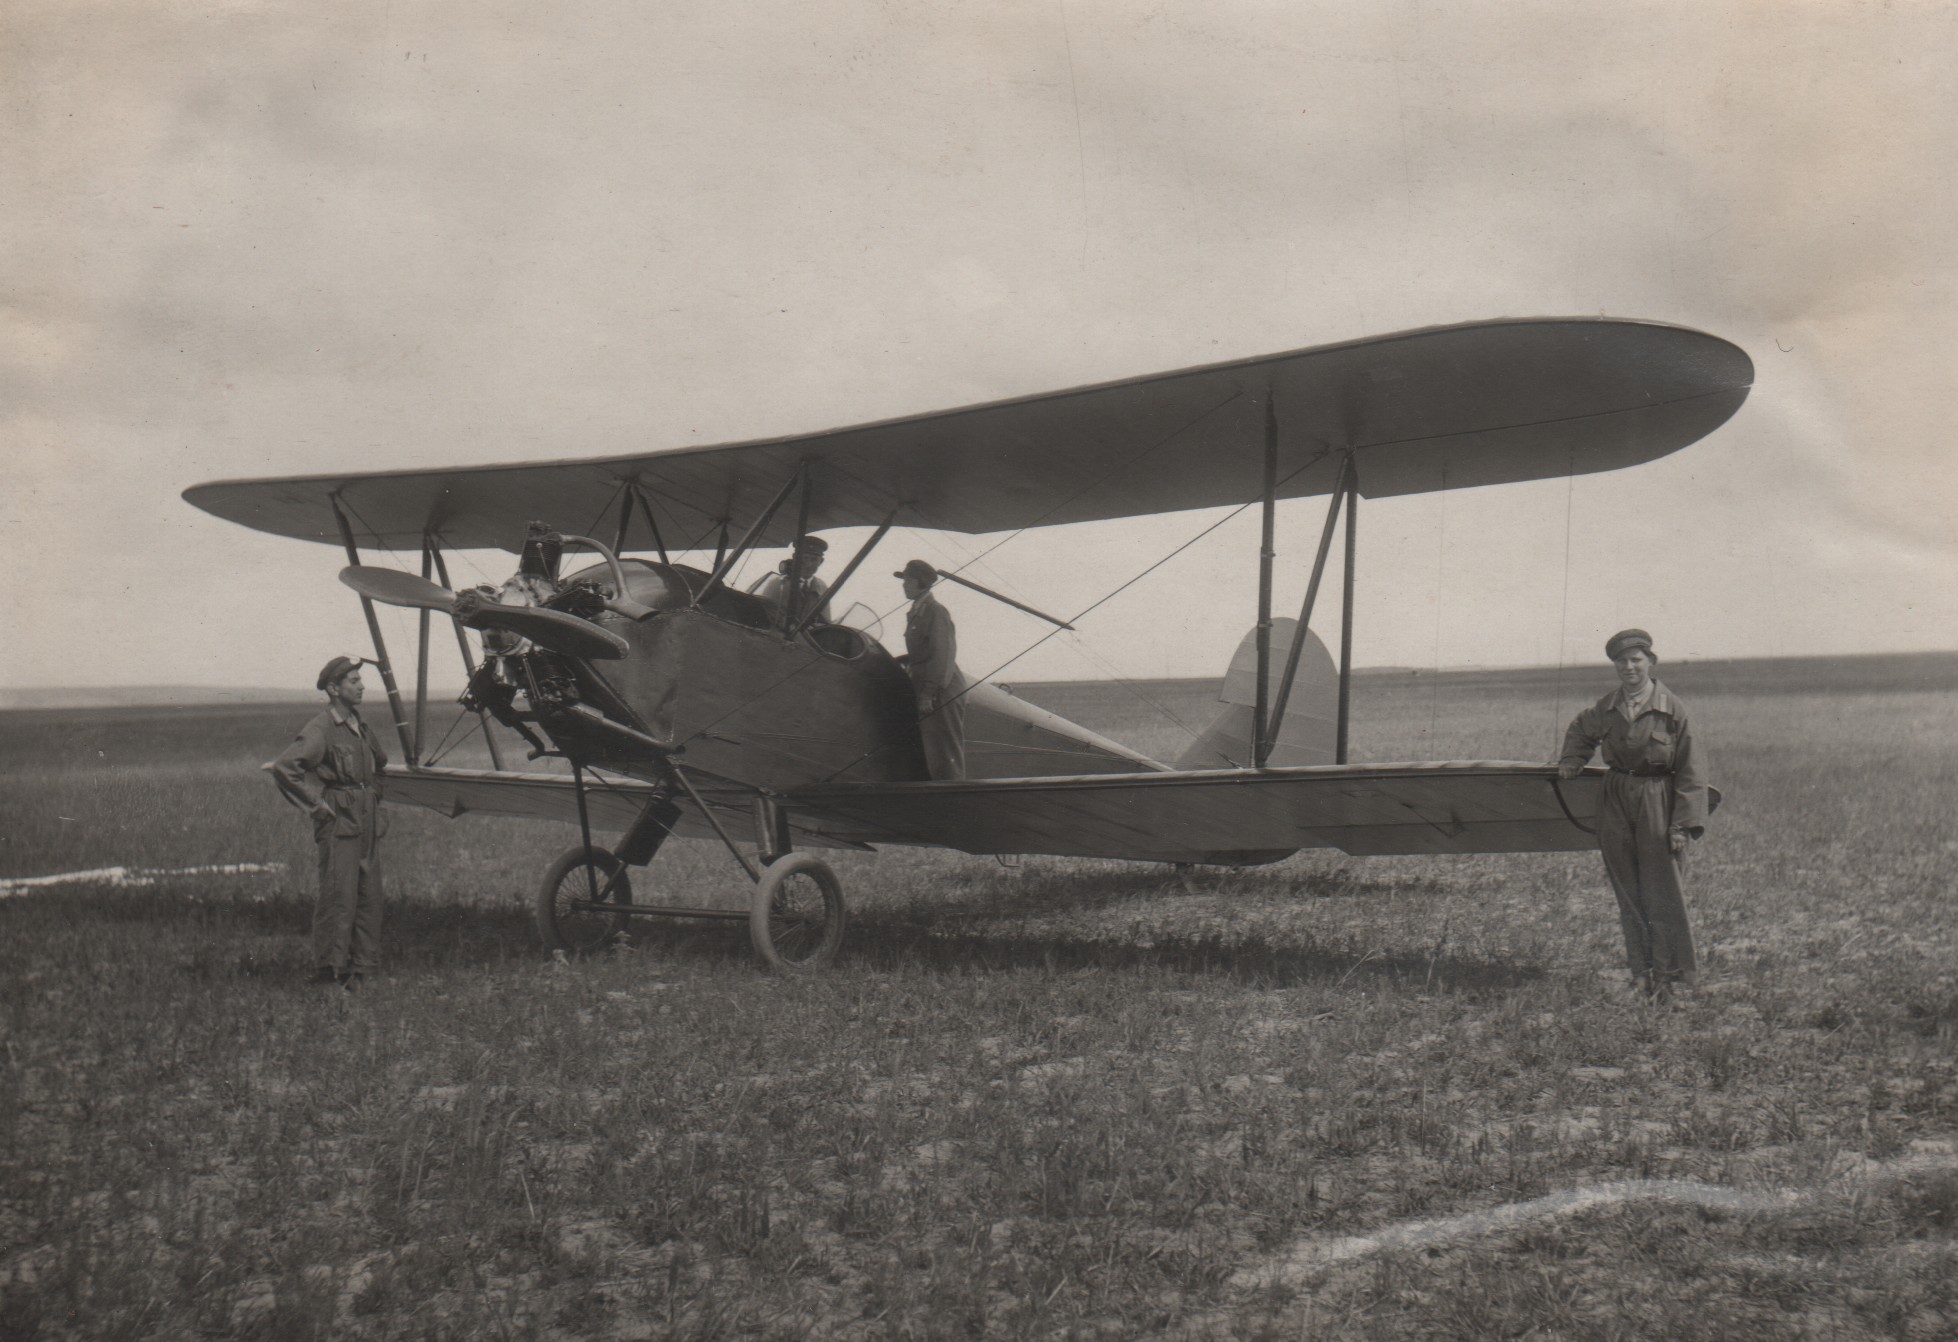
[534,764,851,971]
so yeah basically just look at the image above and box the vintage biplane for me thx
[185,317,1751,971]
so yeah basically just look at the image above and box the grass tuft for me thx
[2,664,1955,1336]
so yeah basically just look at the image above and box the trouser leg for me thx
[1632,824,1696,989]
[1596,796,1654,986]
[920,691,966,780]
[348,833,385,975]
[312,835,362,973]
[1598,775,1698,993]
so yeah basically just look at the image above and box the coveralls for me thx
[270,707,389,976]
[904,588,966,780]
[1559,681,1711,992]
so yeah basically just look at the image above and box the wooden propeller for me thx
[338,567,629,661]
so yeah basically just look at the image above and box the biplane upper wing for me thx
[380,765,870,851]
[184,318,1750,551]
[786,763,1606,863]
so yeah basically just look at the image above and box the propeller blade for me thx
[454,592,630,661]
[339,566,457,612]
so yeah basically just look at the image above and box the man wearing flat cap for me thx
[1558,629,1715,1004]
[896,560,966,779]
[269,656,389,988]
[750,535,832,628]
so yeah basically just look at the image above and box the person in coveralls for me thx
[895,559,966,780]
[270,656,388,989]
[1558,629,1714,1004]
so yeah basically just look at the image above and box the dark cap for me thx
[1605,629,1654,661]
[894,559,938,586]
[792,535,828,554]
[316,655,362,691]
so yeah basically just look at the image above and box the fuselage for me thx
[541,560,1160,790]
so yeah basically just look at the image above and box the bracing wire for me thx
[813,448,1337,781]
[894,386,1246,587]
[1551,450,1578,753]
[1427,464,1448,749]
[886,502,1207,747]
[667,388,1265,752]
[420,708,475,768]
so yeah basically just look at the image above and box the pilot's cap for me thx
[1605,629,1655,661]
[316,655,362,691]
[792,535,828,555]
[894,559,938,586]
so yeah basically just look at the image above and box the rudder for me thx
[1175,618,1337,769]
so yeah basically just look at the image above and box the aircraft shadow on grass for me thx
[836,922,1547,992]
[46,884,1540,992]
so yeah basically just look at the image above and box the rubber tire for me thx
[748,854,846,973]
[536,845,631,956]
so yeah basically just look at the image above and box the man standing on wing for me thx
[269,656,389,989]
[896,559,966,780]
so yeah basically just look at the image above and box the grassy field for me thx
[1,656,1955,1339]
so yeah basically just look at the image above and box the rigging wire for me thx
[666,389,1267,752]
[895,386,1247,586]
[419,707,474,768]
[1428,464,1448,750]
[890,499,1208,747]
[1551,451,1577,753]
[797,385,1251,640]
[813,449,1336,781]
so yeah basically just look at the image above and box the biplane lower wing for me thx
[384,762,1605,863]
[787,763,1606,862]
[380,766,871,851]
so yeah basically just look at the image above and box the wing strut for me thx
[415,534,434,763]
[633,487,672,565]
[1253,394,1279,767]
[783,461,814,632]
[1266,452,1353,761]
[429,544,506,770]
[695,470,800,607]
[332,496,418,766]
[1337,458,1360,764]
[611,487,635,557]
[791,504,900,638]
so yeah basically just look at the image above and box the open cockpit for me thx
[556,557,879,662]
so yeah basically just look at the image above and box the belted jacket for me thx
[269,707,389,839]
[903,591,960,702]
[1558,680,1711,836]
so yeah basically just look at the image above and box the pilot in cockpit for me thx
[748,534,832,627]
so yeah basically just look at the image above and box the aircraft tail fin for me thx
[1174,618,1338,770]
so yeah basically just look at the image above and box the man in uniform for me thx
[749,535,831,627]
[269,656,389,989]
[895,559,966,779]
[1557,629,1713,1003]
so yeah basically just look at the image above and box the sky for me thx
[6,0,1955,693]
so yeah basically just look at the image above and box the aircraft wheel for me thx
[749,854,846,973]
[536,845,632,956]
